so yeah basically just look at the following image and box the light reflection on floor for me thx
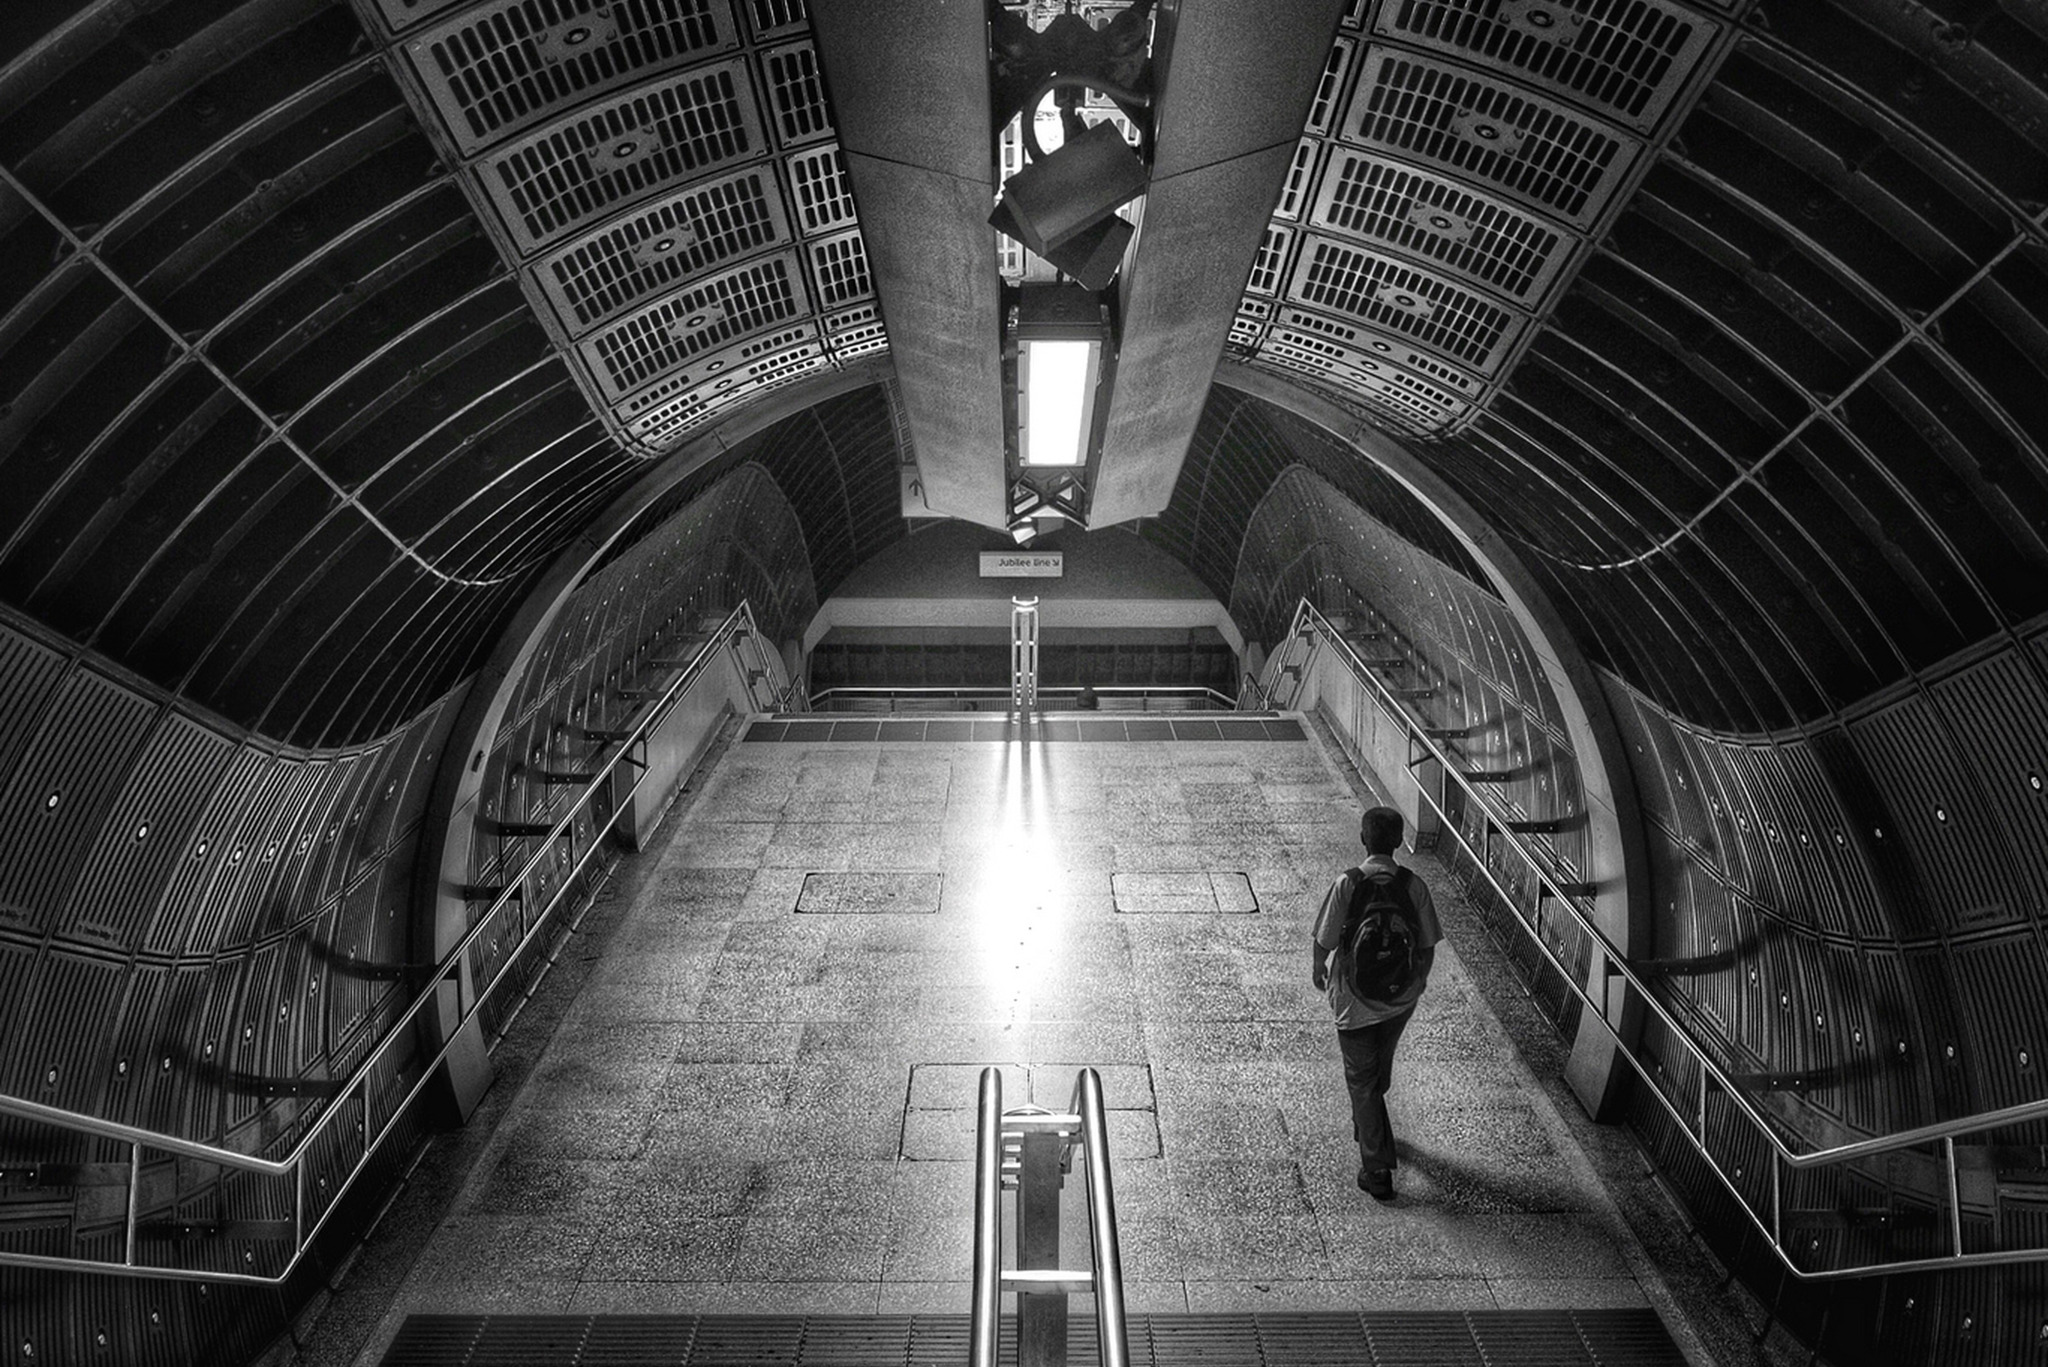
[974,737,1069,1023]
[346,721,1677,1354]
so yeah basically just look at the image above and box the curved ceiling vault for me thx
[4,0,2047,754]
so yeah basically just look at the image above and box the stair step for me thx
[380,1309,1686,1367]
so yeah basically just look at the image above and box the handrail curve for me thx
[1287,597,2048,1279]
[0,604,776,1284]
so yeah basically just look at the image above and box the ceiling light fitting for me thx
[987,2,1156,292]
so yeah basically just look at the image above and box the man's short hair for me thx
[1362,806,1403,855]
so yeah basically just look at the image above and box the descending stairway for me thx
[378,1311,1688,1367]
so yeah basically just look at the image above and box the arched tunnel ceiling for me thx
[2,0,2046,748]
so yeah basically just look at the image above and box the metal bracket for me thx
[629,223,698,267]
[1506,817,1572,834]
[1404,202,1476,243]
[532,10,621,62]
[1462,769,1514,783]
[1497,0,1588,39]
[1370,281,1439,322]
[667,302,729,346]
[1450,108,1528,157]
[589,128,668,176]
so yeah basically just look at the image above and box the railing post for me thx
[1945,1135,1963,1257]
[1079,1069,1130,1367]
[125,1141,141,1267]
[970,1069,1003,1367]
[1770,1148,1782,1251]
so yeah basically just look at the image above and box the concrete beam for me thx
[812,1,1008,528]
[1089,0,1345,526]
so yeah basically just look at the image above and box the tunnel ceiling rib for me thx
[0,0,919,749]
[1085,0,1344,527]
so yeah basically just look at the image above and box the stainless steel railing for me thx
[969,1067,1130,1367]
[1283,596,2048,1279]
[0,602,782,1284]
[809,685,1237,712]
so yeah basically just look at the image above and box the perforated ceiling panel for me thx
[1231,0,1734,437]
[359,0,881,455]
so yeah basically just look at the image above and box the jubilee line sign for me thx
[979,551,1064,578]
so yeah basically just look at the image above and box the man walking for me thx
[1311,805,1443,1200]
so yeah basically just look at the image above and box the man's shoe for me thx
[1359,1168,1395,1201]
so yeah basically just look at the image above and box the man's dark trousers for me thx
[1337,1008,1414,1171]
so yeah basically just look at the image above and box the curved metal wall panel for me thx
[1232,464,1589,883]
[0,605,457,1364]
[458,461,811,1038]
[0,1,646,749]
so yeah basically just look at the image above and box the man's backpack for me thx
[1340,867,1418,1001]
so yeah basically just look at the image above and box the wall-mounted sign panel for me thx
[980,552,1064,578]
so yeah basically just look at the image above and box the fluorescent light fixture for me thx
[1020,337,1100,466]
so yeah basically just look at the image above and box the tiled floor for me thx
[353,722,1686,1360]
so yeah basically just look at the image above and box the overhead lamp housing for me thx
[1007,283,1113,478]
[989,100,1149,291]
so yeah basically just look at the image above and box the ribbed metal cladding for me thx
[378,1311,1688,1366]
[0,669,158,935]
[358,0,884,455]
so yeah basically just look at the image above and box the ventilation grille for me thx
[1275,139,1318,221]
[1286,234,1521,374]
[824,303,888,358]
[538,166,791,331]
[1309,150,1573,306]
[1340,50,1641,228]
[1256,346,1455,434]
[481,59,767,254]
[829,326,889,360]
[1229,300,1269,353]
[1246,224,1296,297]
[742,0,807,40]
[1261,325,1472,417]
[625,335,829,444]
[1306,36,1355,134]
[785,145,856,234]
[1373,0,1719,134]
[1271,304,1480,394]
[759,40,833,148]
[582,250,805,400]
[407,0,740,154]
[823,302,879,335]
[806,229,872,309]
[614,320,816,419]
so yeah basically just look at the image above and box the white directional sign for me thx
[979,551,1064,578]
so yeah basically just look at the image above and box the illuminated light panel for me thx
[1021,338,1099,466]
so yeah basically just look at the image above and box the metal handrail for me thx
[1287,597,2048,1278]
[809,685,1238,709]
[0,603,775,1285]
[968,1066,1130,1367]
